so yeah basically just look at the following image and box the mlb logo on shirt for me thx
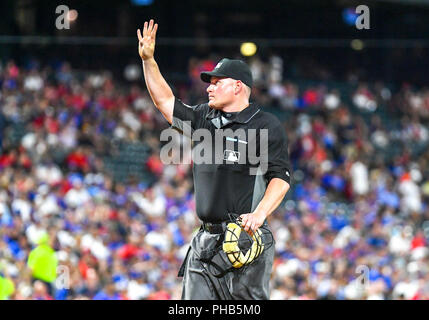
[224,150,240,162]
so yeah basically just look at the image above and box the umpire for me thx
[137,20,291,300]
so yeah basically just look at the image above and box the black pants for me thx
[179,227,275,300]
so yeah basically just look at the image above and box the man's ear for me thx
[235,81,242,95]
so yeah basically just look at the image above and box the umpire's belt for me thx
[201,221,228,234]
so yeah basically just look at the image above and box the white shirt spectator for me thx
[80,233,110,261]
[133,94,152,111]
[268,55,283,84]
[324,92,340,110]
[127,280,151,300]
[275,259,301,278]
[371,130,389,148]
[333,225,360,249]
[21,132,37,151]
[57,230,77,248]
[249,57,265,86]
[270,288,288,300]
[0,202,11,223]
[274,226,290,252]
[114,126,127,139]
[35,164,63,186]
[144,230,170,252]
[133,189,166,218]
[34,194,60,217]
[268,83,286,99]
[59,124,78,150]
[46,133,59,147]
[353,92,377,112]
[122,110,142,132]
[11,198,32,222]
[350,161,369,196]
[344,279,365,299]
[393,280,420,299]
[399,179,422,213]
[389,229,411,255]
[65,185,91,208]
[409,93,423,112]
[24,74,44,91]
[25,223,47,246]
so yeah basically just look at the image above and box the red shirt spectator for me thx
[117,243,140,260]
[66,149,89,171]
[411,232,426,250]
[303,88,319,106]
[146,154,163,176]
[0,151,17,168]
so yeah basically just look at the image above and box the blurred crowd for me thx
[0,55,429,300]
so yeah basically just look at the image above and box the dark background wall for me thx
[1,0,428,85]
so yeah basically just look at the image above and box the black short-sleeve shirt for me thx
[171,98,291,223]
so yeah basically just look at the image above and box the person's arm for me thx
[137,19,174,124]
[241,118,292,233]
[240,178,289,234]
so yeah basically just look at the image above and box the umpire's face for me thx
[206,76,240,110]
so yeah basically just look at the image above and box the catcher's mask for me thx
[200,213,274,278]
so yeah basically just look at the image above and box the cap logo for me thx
[215,62,223,70]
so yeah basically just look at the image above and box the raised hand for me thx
[137,19,158,61]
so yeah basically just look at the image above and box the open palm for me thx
[137,19,158,60]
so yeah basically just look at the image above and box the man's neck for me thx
[220,100,250,113]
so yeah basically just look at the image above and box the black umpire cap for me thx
[200,58,253,88]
